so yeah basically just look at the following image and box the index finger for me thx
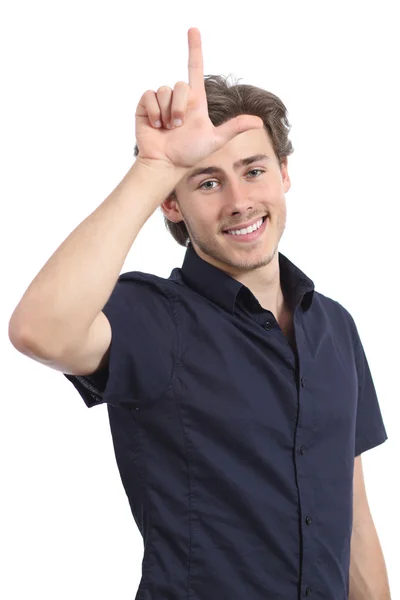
[187,28,206,97]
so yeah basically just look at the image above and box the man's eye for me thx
[198,169,265,190]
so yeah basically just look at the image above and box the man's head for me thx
[133,74,294,277]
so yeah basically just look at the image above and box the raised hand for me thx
[134,28,264,172]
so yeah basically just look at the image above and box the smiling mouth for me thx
[223,214,268,234]
[223,214,267,233]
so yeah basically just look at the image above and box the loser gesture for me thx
[135,28,264,171]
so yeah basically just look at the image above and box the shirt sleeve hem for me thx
[355,431,388,456]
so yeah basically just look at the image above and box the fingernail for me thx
[173,119,183,127]
[154,120,162,127]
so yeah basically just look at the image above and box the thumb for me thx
[214,115,265,148]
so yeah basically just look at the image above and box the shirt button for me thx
[300,445,305,455]
[264,320,272,330]
[305,516,312,525]
[305,587,312,596]
[301,377,306,387]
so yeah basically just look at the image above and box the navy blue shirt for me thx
[64,244,388,600]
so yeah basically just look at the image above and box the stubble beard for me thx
[186,221,281,273]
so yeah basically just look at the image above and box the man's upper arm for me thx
[63,275,178,409]
[352,455,373,531]
[43,310,112,377]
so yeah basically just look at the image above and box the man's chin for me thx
[211,249,271,273]
[191,236,271,270]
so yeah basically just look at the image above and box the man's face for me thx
[161,127,291,276]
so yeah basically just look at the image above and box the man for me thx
[9,28,390,599]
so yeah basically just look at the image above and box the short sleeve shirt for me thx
[63,244,388,600]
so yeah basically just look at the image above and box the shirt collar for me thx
[179,243,315,314]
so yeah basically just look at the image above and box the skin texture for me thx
[161,127,291,325]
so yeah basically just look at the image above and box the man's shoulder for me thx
[309,290,357,338]
[119,269,167,283]
[116,268,185,301]
[312,289,353,318]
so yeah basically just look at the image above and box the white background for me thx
[2,1,398,598]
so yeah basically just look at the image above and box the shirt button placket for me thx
[264,313,313,597]
[299,377,306,456]
[299,375,312,596]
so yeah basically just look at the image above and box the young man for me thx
[9,28,390,600]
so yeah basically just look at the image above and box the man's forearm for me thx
[9,160,186,357]
[349,519,391,599]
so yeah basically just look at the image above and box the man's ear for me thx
[280,157,291,193]
[160,193,184,224]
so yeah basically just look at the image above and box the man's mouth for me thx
[223,215,268,236]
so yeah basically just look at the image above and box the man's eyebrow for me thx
[185,153,271,184]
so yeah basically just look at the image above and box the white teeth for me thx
[227,218,264,235]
